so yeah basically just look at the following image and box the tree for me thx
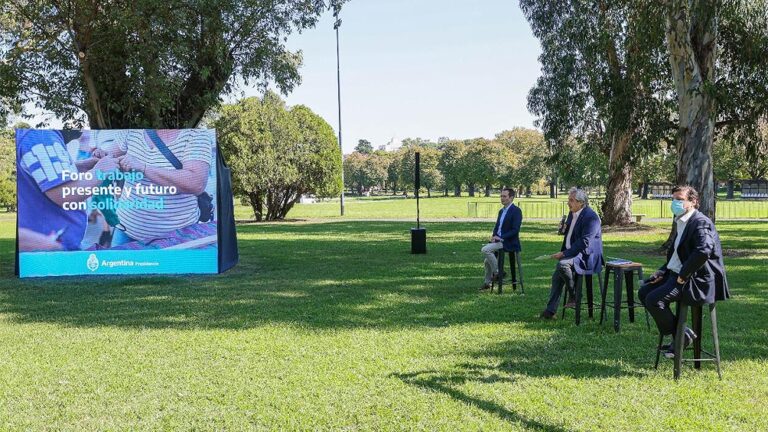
[1,0,345,129]
[354,139,373,154]
[438,140,466,196]
[666,0,768,218]
[213,92,341,221]
[461,139,510,197]
[495,128,547,194]
[635,143,677,198]
[343,152,368,195]
[665,0,719,218]
[0,128,15,211]
[365,151,390,192]
[521,1,674,225]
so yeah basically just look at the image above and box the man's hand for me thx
[91,148,109,158]
[491,235,502,243]
[117,155,144,172]
[551,251,564,260]
[94,155,119,173]
[676,276,687,284]
[648,270,665,283]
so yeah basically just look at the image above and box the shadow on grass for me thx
[393,368,574,432]
[1,221,766,361]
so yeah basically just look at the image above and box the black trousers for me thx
[638,271,684,336]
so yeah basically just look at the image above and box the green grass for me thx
[1,217,767,430]
[241,195,768,221]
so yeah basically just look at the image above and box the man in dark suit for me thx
[480,188,523,290]
[639,185,729,358]
[540,187,604,319]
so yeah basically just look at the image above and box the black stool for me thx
[494,249,524,295]
[654,302,722,380]
[599,262,650,333]
[561,272,603,325]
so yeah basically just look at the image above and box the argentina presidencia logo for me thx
[87,254,100,272]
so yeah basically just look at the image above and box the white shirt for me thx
[496,204,511,237]
[667,209,697,274]
[565,207,584,249]
[117,129,213,241]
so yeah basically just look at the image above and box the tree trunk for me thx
[444,187,448,197]
[726,180,734,199]
[549,181,557,198]
[642,182,650,199]
[454,185,461,197]
[468,184,475,197]
[248,191,263,222]
[666,0,718,221]
[601,132,634,225]
[484,184,491,197]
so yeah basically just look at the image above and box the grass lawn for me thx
[1,214,766,430]
[240,195,768,221]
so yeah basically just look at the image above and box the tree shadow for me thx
[393,368,574,432]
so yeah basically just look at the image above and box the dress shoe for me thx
[664,328,697,359]
[540,310,557,320]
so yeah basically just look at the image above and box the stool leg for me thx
[673,304,688,380]
[626,270,636,323]
[496,250,504,295]
[561,281,567,320]
[638,268,651,331]
[614,269,623,333]
[599,268,610,325]
[654,332,664,369]
[586,275,594,319]
[510,251,517,292]
[710,304,722,380]
[516,252,525,295]
[575,275,584,325]
[692,305,703,370]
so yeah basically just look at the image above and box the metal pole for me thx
[334,12,345,216]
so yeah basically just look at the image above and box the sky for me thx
[241,0,543,153]
[21,1,543,155]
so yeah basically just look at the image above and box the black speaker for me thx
[411,228,426,254]
[414,152,420,192]
[411,151,426,253]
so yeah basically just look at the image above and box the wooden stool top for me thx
[605,259,643,269]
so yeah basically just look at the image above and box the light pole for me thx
[334,6,345,216]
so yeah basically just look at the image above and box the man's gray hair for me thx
[568,187,589,205]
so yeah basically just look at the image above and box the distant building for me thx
[377,136,402,152]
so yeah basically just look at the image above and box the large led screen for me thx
[16,129,219,277]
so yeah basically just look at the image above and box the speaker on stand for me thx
[411,151,426,254]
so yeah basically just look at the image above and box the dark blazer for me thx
[659,210,730,305]
[492,203,523,252]
[560,206,604,275]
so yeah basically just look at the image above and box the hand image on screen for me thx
[109,129,212,247]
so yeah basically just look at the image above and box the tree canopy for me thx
[1,0,345,128]
[213,91,341,221]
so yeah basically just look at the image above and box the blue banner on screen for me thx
[16,129,219,277]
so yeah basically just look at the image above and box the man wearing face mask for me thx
[638,185,730,358]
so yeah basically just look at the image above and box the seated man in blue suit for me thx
[541,187,604,319]
[480,188,523,290]
[639,185,729,358]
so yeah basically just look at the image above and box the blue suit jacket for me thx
[659,210,730,304]
[560,206,604,275]
[492,203,522,252]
